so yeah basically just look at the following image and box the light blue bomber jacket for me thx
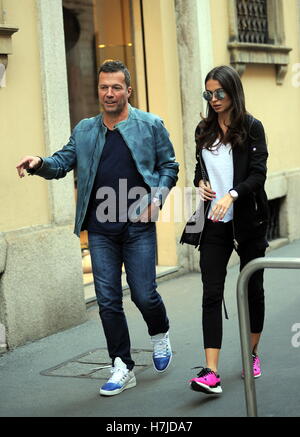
[31,105,179,236]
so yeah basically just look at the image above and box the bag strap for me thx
[196,150,208,184]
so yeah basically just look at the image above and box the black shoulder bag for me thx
[180,152,208,248]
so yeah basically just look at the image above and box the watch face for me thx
[230,190,238,199]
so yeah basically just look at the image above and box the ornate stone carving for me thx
[0,24,18,85]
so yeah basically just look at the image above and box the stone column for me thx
[174,0,214,271]
[36,0,75,224]
[0,0,86,350]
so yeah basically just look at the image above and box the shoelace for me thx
[192,366,216,378]
[152,337,170,358]
[107,366,129,384]
[242,354,260,375]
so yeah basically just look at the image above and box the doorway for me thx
[62,0,148,287]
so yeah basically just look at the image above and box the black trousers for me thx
[199,219,267,349]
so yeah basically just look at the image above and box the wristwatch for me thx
[152,196,161,207]
[229,189,238,201]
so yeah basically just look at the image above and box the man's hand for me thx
[139,203,160,222]
[16,156,42,178]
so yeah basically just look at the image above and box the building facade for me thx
[1,0,300,350]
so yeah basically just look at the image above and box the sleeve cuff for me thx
[26,157,44,175]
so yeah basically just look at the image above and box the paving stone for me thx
[40,348,155,380]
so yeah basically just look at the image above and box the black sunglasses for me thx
[203,88,226,101]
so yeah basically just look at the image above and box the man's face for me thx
[98,71,132,116]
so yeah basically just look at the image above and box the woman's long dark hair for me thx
[196,65,248,152]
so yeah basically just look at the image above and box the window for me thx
[0,19,18,87]
[93,0,138,107]
[62,0,148,288]
[267,197,282,241]
[62,0,139,129]
[236,0,268,44]
[228,0,292,84]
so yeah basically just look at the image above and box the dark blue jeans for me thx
[88,223,169,370]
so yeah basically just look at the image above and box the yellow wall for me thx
[0,0,49,232]
[0,0,185,268]
[210,0,230,66]
[210,0,300,173]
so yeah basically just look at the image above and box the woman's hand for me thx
[198,180,216,201]
[209,193,233,222]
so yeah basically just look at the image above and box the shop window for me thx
[62,0,142,285]
[228,0,292,84]
[93,0,138,105]
[63,0,138,131]
[266,197,282,241]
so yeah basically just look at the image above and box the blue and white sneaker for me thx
[151,331,172,372]
[100,357,136,396]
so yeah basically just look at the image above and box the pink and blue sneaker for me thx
[189,367,222,394]
[242,353,261,379]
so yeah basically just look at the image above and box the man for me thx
[16,60,179,396]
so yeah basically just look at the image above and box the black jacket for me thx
[193,115,269,246]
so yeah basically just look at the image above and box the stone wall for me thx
[0,226,87,349]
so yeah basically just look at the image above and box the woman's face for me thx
[205,79,232,115]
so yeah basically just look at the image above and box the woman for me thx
[189,65,269,395]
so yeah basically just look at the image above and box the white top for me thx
[202,141,233,222]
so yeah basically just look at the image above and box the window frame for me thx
[227,0,292,84]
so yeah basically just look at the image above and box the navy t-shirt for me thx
[85,128,150,234]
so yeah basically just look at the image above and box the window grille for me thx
[266,198,282,241]
[228,0,292,84]
[236,0,269,44]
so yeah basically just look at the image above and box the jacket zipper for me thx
[198,152,238,250]
[115,130,153,217]
[78,122,102,229]
[197,201,210,246]
[119,130,147,186]
[232,206,239,250]
[253,193,258,211]
[197,154,210,247]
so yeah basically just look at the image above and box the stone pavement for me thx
[0,240,300,418]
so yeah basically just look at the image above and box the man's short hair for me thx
[98,60,131,88]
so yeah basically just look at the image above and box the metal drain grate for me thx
[40,348,154,380]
